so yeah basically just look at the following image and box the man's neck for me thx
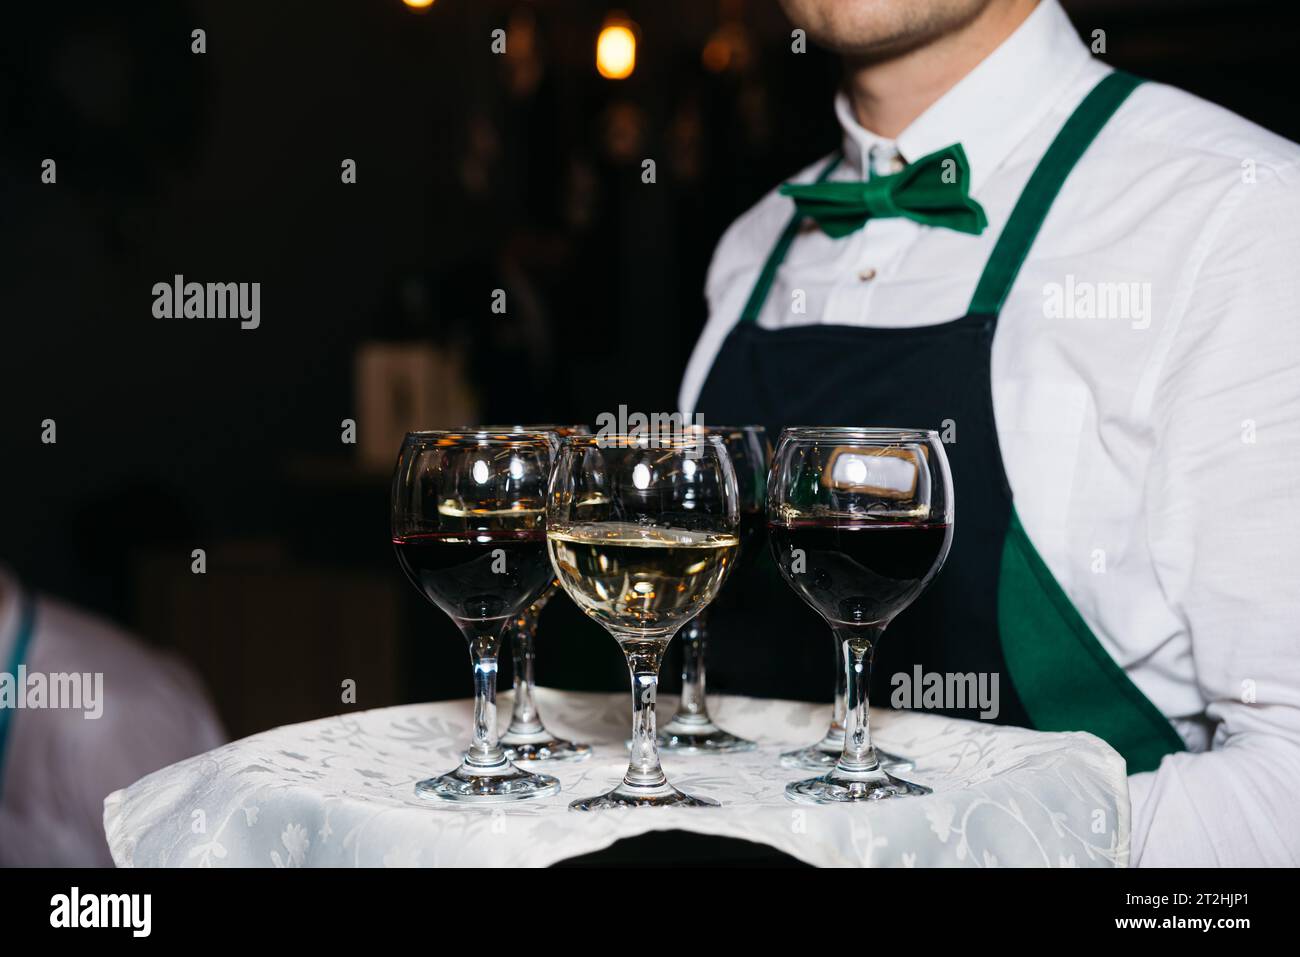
[844,0,1039,139]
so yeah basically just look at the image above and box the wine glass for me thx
[391,430,560,803]
[547,431,740,809]
[657,425,767,754]
[768,427,953,803]
[462,424,593,764]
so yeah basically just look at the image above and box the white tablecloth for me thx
[104,689,1130,867]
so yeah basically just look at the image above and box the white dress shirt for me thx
[681,0,1300,866]
[0,568,225,865]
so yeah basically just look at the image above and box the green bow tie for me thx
[780,143,988,238]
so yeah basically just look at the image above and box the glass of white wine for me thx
[546,431,740,809]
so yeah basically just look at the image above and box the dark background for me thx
[3,0,1298,738]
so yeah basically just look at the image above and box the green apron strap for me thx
[0,589,38,797]
[968,71,1144,316]
[969,70,1180,771]
[739,153,843,325]
[999,512,1185,773]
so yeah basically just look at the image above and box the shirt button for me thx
[889,156,905,173]
[858,267,878,282]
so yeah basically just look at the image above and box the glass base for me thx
[501,735,592,763]
[780,743,914,773]
[656,715,756,754]
[785,768,931,805]
[569,781,720,811]
[415,760,559,804]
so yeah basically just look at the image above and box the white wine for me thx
[548,522,739,640]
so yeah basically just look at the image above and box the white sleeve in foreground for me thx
[1133,160,1300,867]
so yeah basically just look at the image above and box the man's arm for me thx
[1131,159,1300,866]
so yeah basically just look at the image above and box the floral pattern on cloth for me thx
[104,689,1129,868]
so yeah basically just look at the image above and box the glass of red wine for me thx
[657,425,768,754]
[391,430,560,803]
[547,431,740,809]
[768,427,953,803]
[462,424,594,764]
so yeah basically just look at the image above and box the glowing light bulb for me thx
[403,0,436,9]
[596,22,637,79]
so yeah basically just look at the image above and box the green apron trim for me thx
[0,589,38,796]
[739,154,842,324]
[968,71,1143,316]
[999,511,1185,772]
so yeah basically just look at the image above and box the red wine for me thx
[768,521,951,626]
[393,530,553,624]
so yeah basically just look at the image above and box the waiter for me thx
[0,566,225,865]
[682,0,1300,866]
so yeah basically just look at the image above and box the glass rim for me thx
[402,429,555,446]
[558,432,728,450]
[681,423,766,435]
[779,426,939,441]
[457,423,592,435]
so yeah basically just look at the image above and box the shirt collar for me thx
[835,0,1093,190]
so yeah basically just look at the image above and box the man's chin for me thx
[782,0,993,62]
[808,28,942,62]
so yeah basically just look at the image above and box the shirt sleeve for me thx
[1131,159,1300,866]
[0,598,226,866]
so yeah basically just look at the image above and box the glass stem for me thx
[624,640,668,790]
[675,610,709,719]
[462,624,507,769]
[508,610,543,735]
[816,629,849,751]
[835,624,885,775]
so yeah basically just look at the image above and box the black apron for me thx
[694,71,1183,774]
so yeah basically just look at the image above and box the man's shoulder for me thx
[31,594,213,705]
[1106,78,1300,181]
